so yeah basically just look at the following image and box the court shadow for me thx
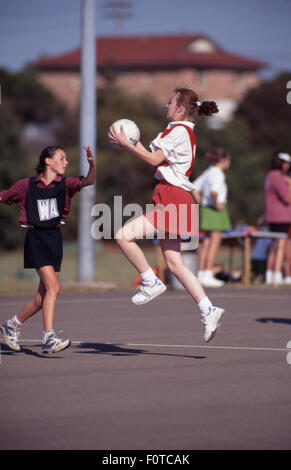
[0,342,66,358]
[21,346,64,359]
[0,343,44,357]
[144,351,206,360]
[76,342,144,357]
[0,343,20,355]
[75,342,206,360]
[256,317,291,325]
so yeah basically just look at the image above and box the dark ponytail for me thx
[35,146,64,175]
[174,87,219,119]
[198,100,219,117]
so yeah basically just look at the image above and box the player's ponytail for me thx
[198,100,219,117]
[35,146,64,175]
[174,87,219,120]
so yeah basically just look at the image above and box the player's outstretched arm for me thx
[80,146,96,188]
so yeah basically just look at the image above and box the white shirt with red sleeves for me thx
[150,121,196,191]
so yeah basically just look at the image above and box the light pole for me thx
[78,0,96,282]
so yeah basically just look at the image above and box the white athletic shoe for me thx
[0,321,21,351]
[201,306,225,343]
[42,332,71,354]
[201,274,224,288]
[265,270,274,285]
[131,278,167,305]
[197,271,205,283]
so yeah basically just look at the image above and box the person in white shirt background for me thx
[192,149,231,287]
[108,87,225,343]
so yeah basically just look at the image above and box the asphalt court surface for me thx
[0,286,291,450]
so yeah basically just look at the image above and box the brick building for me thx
[32,33,265,122]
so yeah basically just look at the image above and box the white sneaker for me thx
[42,332,71,354]
[197,271,205,283]
[0,321,21,351]
[273,272,283,284]
[132,278,167,305]
[265,270,274,284]
[201,274,224,287]
[201,306,225,343]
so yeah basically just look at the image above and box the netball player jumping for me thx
[108,88,225,343]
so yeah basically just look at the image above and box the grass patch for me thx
[0,241,248,295]
[0,242,158,295]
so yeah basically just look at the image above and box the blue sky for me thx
[0,0,290,79]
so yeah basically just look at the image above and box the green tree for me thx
[0,68,64,123]
[0,67,65,249]
[0,101,29,249]
[235,72,291,153]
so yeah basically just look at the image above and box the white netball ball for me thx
[111,119,140,146]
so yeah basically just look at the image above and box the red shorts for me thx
[145,181,198,237]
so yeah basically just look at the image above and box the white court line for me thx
[17,339,291,352]
[126,342,290,352]
[1,291,291,307]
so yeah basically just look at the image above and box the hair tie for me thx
[196,101,201,107]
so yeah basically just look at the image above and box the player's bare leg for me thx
[116,215,167,304]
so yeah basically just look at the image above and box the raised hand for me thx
[83,146,95,167]
[108,125,130,149]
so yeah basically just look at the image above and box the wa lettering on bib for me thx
[37,198,60,221]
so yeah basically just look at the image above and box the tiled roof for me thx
[31,34,265,71]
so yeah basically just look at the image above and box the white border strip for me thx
[17,339,291,352]
[127,342,291,352]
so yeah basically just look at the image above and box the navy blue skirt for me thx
[24,227,63,272]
